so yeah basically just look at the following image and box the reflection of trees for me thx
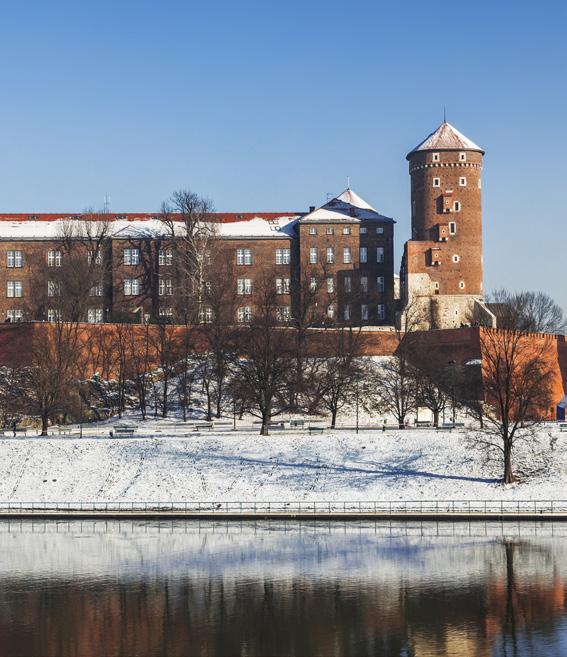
[0,539,565,656]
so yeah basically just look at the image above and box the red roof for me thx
[0,212,300,224]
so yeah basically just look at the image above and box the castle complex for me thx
[0,122,494,329]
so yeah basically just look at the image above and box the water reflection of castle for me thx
[0,525,566,656]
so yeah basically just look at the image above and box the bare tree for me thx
[159,189,217,324]
[489,289,566,335]
[460,329,556,483]
[310,327,366,428]
[230,271,295,435]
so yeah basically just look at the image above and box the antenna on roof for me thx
[103,193,111,214]
[443,106,447,123]
[347,176,350,189]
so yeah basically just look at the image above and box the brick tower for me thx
[399,122,495,329]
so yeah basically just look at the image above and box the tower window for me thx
[453,201,461,212]
[433,178,441,188]
[452,254,460,263]
[459,152,467,162]
[478,178,482,189]
[459,177,467,187]
[432,153,440,162]
[449,222,457,235]
[459,281,466,289]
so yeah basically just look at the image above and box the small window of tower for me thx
[432,153,440,162]
[459,177,467,187]
[453,201,461,212]
[449,222,457,235]
[459,152,467,162]
[452,254,460,263]
[459,281,465,289]
[433,178,441,188]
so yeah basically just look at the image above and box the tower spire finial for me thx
[347,176,350,189]
[443,106,447,123]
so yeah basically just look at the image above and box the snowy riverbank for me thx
[0,424,565,503]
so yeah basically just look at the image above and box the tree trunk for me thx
[331,407,337,429]
[503,441,515,484]
[433,409,439,427]
[41,411,49,436]
[260,409,271,436]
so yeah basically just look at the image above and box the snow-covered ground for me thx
[0,420,565,502]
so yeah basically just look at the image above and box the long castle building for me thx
[0,121,493,330]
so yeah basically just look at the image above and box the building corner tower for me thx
[399,121,496,330]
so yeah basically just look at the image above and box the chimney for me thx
[309,206,316,213]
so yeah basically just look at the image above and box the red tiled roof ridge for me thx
[0,212,302,224]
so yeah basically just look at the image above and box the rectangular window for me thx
[376,247,384,263]
[47,309,60,322]
[432,153,440,162]
[123,248,140,266]
[453,201,461,212]
[326,227,334,235]
[359,247,367,263]
[237,278,252,295]
[159,279,173,296]
[276,306,291,323]
[342,226,351,235]
[309,226,317,235]
[449,221,457,235]
[6,281,22,298]
[87,250,102,265]
[361,304,368,321]
[327,276,334,294]
[459,152,467,162]
[47,281,60,297]
[377,303,385,320]
[199,306,213,324]
[309,247,318,264]
[276,278,290,295]
[309,277,317,292]
[237,306,253,323]
[326,247,334,264]
[275,248,290,265]
[344,276,351,293]
[87,308,103,324]
[123,279,139,296]
[158,249,173,266]
[159,308,174,318]
[360,276,368,293]
[327,304,335,319]
[343,247,351,264]
[459,177,467,187]
[89,283,103,297]
[376,226,384,235]
[7,251,23,268]
[360,226,367,235]
[433,178,441,188]
[376,276,385,292]
[236,248,252,265]
[343,304,351,321]
[47,250,62,267]
[6,309,23,322]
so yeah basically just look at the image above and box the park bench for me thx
[415,420,432,427]
[194,422,213,432]
[112,424,137,437]
[289,419,305,428]
[437,425,454,431]
[308,426,325,434]
[268,421,286,430]
[54,426,72,435]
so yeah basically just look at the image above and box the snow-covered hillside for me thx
[0,424,565,503]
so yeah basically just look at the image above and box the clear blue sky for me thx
[0,1,565,308]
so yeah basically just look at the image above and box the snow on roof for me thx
[407,122,484,159]
[0,213,300,241]
[300,188,394,223]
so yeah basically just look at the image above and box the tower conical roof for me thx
[406,122,484,159]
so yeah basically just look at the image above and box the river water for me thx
[0,520,566,656]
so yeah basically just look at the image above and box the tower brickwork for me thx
[400,122,495,330]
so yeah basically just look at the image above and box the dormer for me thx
[437,223,449,242]
[442,190,454,213]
